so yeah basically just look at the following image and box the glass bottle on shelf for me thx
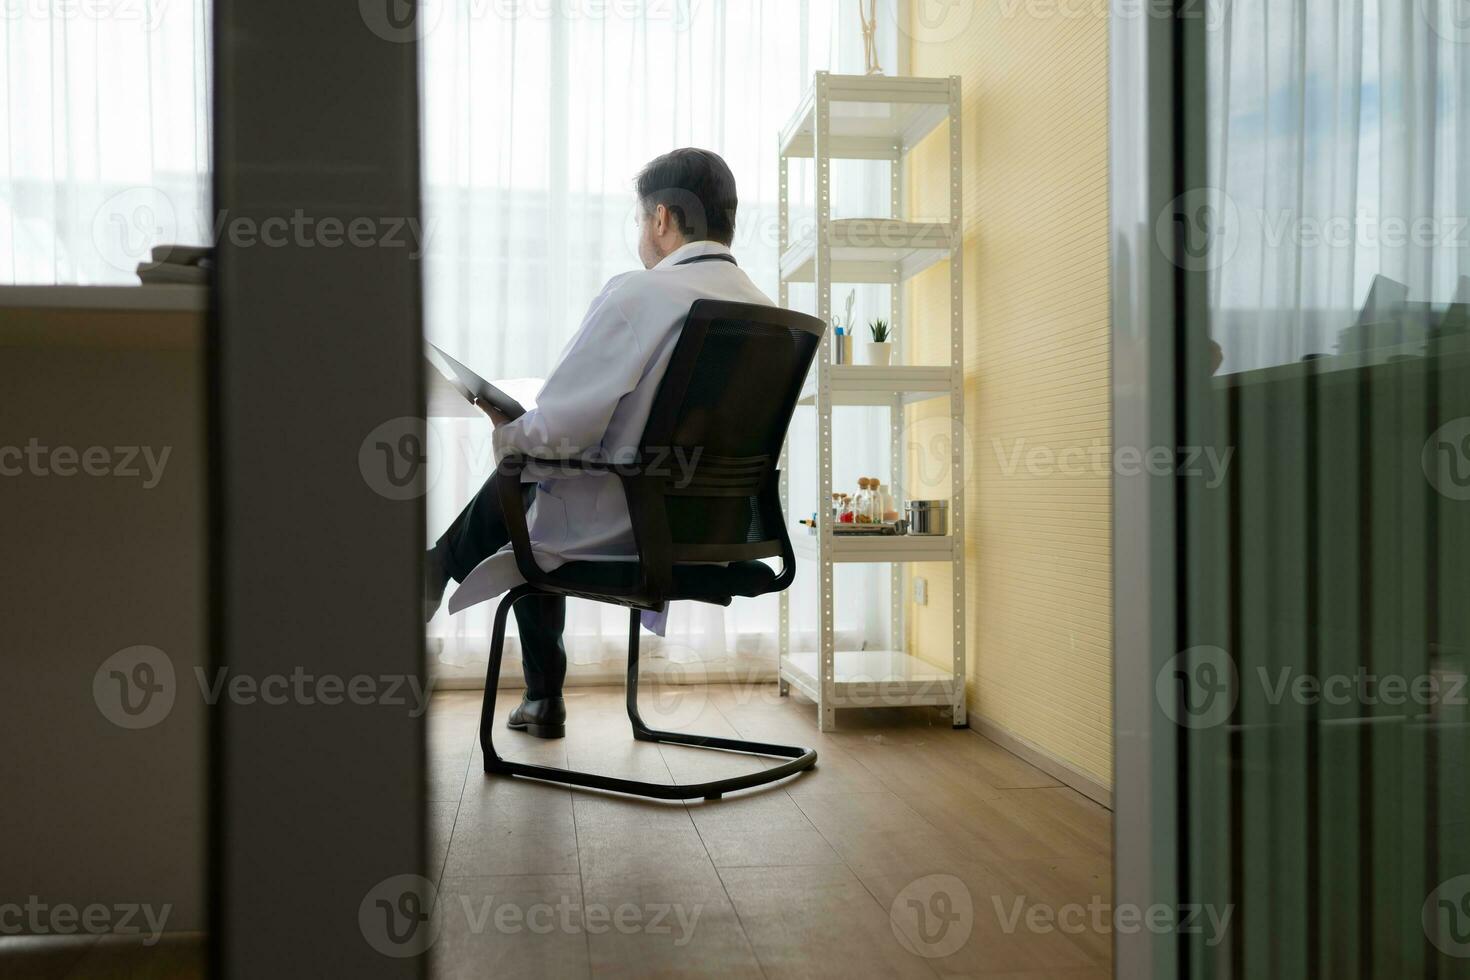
[854,478,875,524]
[874,480,899,523]
[834,492,855,525]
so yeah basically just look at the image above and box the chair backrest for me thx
[631,299,825,569]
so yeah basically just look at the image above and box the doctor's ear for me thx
[649,203,670,235]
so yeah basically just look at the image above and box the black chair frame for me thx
[477,300,824,801]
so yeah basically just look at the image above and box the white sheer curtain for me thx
[1208,0,1470,373]
[1,2,212,283]
[421,0,899,679]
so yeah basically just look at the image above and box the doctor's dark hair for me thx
[636,148,738,246]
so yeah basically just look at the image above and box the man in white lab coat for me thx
[424,148,774,738]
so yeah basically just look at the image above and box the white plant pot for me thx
[860,341,893,367]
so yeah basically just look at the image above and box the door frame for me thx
[1110,1,1210,977]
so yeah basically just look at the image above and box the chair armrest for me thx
[493,453,555,590]
[493,452,674,608]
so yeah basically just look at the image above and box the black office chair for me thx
[478,299,826,801]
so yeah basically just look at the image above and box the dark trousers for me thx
[435,480,566,700]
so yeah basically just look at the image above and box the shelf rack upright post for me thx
[775,72,966,733]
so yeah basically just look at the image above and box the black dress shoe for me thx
[507,696,566,739]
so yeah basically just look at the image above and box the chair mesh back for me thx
[642,304,822,563]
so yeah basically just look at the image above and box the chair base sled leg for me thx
[479,596,818,802]
[485,737,817,802]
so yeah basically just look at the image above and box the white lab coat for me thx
[447,240,774,614]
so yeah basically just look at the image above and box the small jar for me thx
[854,478,875,524]
[875,480,899,522]
[836,493,855,524]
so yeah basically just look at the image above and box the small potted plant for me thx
[862,318,893,366]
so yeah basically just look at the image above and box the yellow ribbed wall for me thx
[903,5,1112,788]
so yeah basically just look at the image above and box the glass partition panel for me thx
[1171,2,1470,977]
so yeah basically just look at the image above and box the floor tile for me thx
[433,875,588,980]
[700,829,843,869]
[581,869,761,979]
[718,864,937,979]
[442,800,580,878]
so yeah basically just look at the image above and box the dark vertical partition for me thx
[211,1,425,977]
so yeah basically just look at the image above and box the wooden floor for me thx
[430,683,1112,979]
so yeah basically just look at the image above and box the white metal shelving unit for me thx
[776,72,965,733]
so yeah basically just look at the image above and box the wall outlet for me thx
[912,576,928,606]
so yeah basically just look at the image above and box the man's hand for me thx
[473,397,514,427]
